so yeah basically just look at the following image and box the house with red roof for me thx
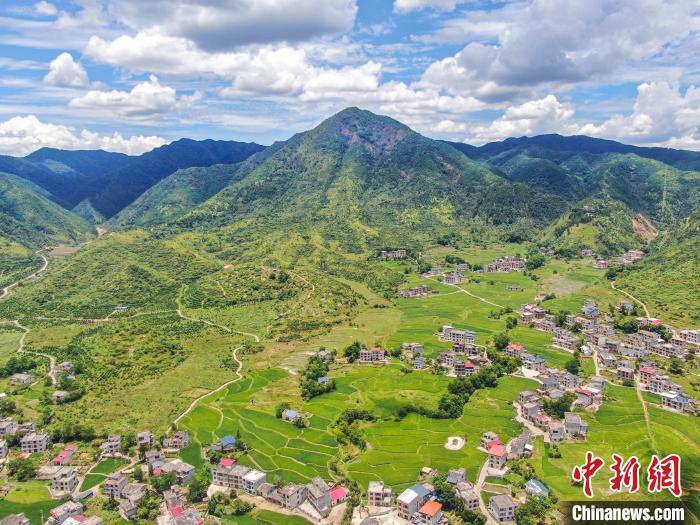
[330,486,349,505]
[639,366,656,384]
[417,500,443,525]
[505,343,525,358]
[487,442,507,470]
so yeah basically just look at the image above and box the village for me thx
[0,251,696,525]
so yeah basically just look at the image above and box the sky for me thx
[0,0,698,155]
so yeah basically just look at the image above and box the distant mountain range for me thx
[0,108,698,260]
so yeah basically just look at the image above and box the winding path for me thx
[0,253,48,301]
[426,275,505,309]
[610,280,650,318]
[7,319,57,385]
[173,346,245,426]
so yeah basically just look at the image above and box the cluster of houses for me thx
[484,256,525,273]
[581,247,645,268]
[517,304,557,333]
[380,249,407,259]
[364,468,475,524]
[635,365,693,413]
[358,347,389,364]
[211,458,348,521]
[402,284,430,298]
[438,326,477,346]
[360,452,549,525]
[517,390,590,443]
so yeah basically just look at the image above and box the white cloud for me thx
[0,115,166,156]
[107,0,357,51]
[394,0,465,12]
[43,52,89,88]
[469,94,575,143]
[34,1,57,16]
[69,75,179,118]
[579,82,700,149]
[420,0,700,102]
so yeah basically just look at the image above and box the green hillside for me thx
[541,198,646,256]
[178,108,567,249]
[0,171,94,248]
[616,212,700,327]
[109,164,240,228]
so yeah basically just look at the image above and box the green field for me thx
[0,482,63,524]
[79,458,128,491]
[223,509,312,525]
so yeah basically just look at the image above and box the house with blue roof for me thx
[210,435,237,453]
[525,479,550,497]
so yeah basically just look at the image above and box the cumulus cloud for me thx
[0,115,166,156]
[579,82,700,149]
[394,0,465,12]
[420,0,699,102]
[69,75,179,118]
[107,0,357,51]
[468,95,576,143]
[43,52,89,87]
[34,1,58,16]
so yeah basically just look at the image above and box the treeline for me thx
[399,351,521,420]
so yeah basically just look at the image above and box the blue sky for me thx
[0,0,698,155]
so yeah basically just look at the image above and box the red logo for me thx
[647,454,682,497]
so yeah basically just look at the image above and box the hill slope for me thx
[177,108,567,249]
[445,133,700,170]
[1,139,265,220]
[0,171,94,248]
[615,213,700,327]
[109,164,241,228]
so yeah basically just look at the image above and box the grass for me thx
[79,458,128,490]
[223,509,312,525]
[0,481,63,524]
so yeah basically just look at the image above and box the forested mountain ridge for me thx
[0,138,265,222]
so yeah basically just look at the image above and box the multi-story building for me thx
[489,494,518,522]
[163,430,189,450]
[367,481,392,507]
[103,473,128,499]
[20,432,49,453]
[306,477,331,517]
[242,469,266,495]
[396,485,431,520]
[441,326,476,345]
[100,435,121,456]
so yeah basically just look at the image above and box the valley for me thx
[0,108,697,525]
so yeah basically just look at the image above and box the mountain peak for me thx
[310,107,414,157]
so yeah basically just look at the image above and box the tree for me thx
[343,341,363,363]
[275,402,291,419]
[0,398,16,417]
[505,316,518,330]
[525,254,546,271]
[7,458,36,481]
[150,471,176,493]
[188,469,210,503]
[231,498,254,515]
[543,392,577,419]
[669,357,684,375]
[493,331,510,351]
[565,358,580,376]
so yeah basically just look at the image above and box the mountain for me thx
[84,138,265,219]
[108,164,241,228]
[173,108,568,250]
[0,139,265,221]
[445,133,700,170]
[0,171,94,248]
[443,135,700,251]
